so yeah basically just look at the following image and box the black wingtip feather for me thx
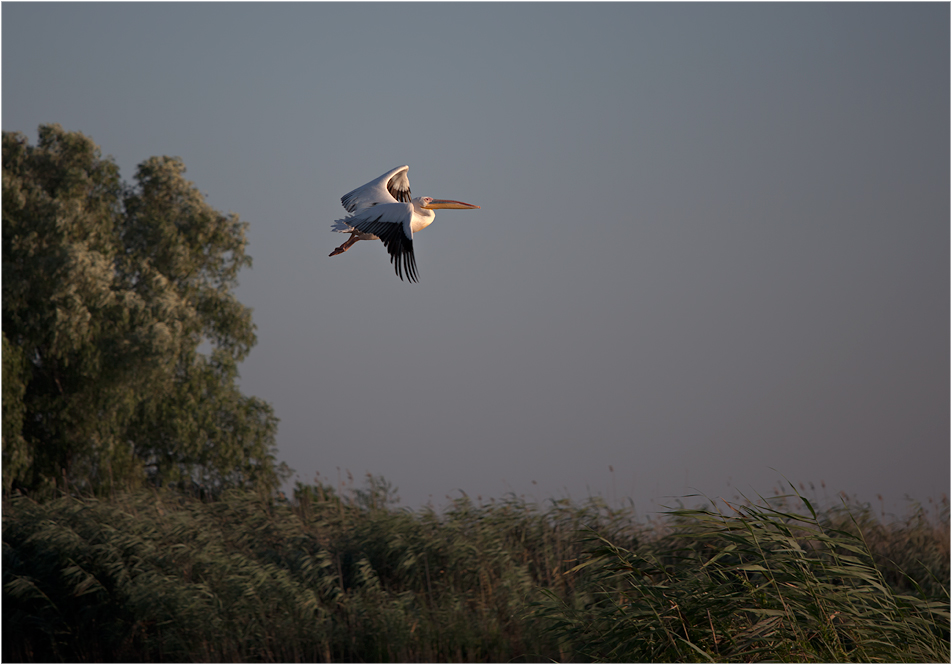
[356,214,419,283]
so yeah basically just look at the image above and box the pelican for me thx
[329,165,480,282]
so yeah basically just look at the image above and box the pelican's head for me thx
[419,196,480,210]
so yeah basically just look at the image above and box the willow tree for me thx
[2,124,284,496]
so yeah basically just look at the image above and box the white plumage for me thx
[329,166,479,283]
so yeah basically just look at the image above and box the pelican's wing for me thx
[340,165,412,213]
[342,202,419,282]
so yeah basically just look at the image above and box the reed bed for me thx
[3,478,948,662]
[535,488,949,662]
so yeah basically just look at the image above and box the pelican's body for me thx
[329,165,479,282]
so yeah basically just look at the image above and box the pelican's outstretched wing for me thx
[335,201,419,282]
[340,165,412,213]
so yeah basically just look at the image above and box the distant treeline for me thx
[3,477,948,662]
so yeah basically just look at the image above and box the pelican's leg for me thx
[329,232,360,257]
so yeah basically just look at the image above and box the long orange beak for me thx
[422,199,480,210]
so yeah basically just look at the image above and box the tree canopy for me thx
[2,124,285,496]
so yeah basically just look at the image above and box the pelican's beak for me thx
[422,199,480,210]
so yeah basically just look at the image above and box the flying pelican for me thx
[329,165,480,282]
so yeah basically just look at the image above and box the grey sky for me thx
[3,3,948,515]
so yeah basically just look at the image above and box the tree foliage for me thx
[2,124,284,496]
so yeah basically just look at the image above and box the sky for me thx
[3,2,948,518]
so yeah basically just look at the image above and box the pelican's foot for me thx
[330,235,360,257]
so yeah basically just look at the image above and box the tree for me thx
[2,124,285,496]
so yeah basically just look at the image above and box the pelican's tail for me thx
[331,218,355,234]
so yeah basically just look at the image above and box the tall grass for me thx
[3,478,948,662]
[534,488,949,662]
[3,478,636,661]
